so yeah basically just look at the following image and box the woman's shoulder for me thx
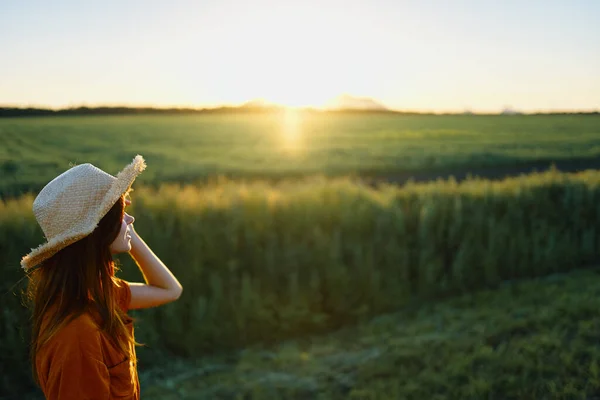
[49,312,103,346]
[37,312,104,365]
[40,279,132,351]
[113,277,132,313]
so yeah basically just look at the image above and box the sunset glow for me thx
[1,1,598,113]
[280,108,304,153]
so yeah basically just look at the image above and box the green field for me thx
[1,113,599,197]
[4,168,600,397]
[3,113,600,398]
[137,267,600,399]
[20,267,600,399]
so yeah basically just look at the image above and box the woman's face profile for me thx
[109,212,135,254]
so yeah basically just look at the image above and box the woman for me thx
[22,155,182,399]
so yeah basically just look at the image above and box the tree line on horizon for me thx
[1,106,598,118]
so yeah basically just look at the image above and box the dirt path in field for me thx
[363,156,600,187]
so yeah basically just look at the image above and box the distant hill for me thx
[240,99,282,110]
[326,94,389,111]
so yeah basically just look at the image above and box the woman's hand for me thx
[122,196,183,309]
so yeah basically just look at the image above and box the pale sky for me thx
[1,0,599,112]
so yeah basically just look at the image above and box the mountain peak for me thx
[240,99,281,109]
[326,94,388,110]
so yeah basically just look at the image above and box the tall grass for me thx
[120,169,600,356]
[0,193,42,394]
[2,169,600,395]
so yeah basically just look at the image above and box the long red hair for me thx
[26,195,136,384]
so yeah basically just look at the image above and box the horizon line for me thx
[1,100,599,115]
[1,103,599,116]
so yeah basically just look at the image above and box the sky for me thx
[0,0,599,112]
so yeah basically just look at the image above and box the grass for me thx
[4,169,600,398]
[19,267,600,399]
[122,267,600,399]
[1,113,599,197]
[4,115,600,398]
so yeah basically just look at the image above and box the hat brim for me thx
[21,155,146,271]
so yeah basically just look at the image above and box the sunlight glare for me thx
[280,107,304,154]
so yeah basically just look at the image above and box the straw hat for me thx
[21,155,146,271]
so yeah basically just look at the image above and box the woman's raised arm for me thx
[126,223,183,310]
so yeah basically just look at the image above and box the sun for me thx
[239,60,335,109]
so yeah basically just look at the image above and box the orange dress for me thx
[36,279,140,399]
